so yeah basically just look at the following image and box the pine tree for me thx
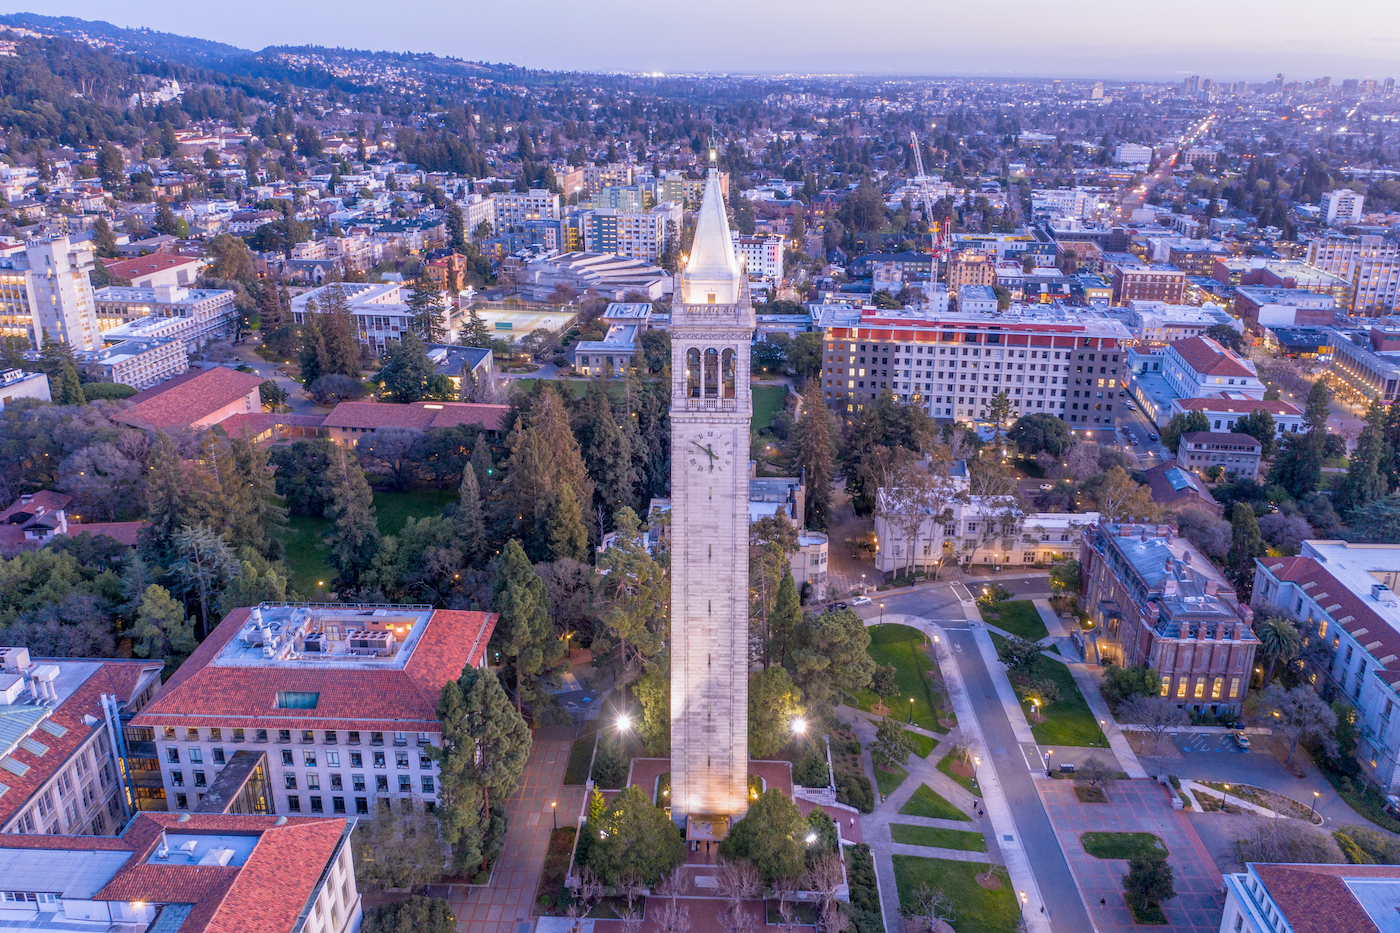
[132,584,197,668]
[447,205,466,252]
[453,468,487,564]
[379,331,436,402]
[594,508,669,688]
[324,449,380,589]
[584,403,637,520]
[169,525,241,637]
[141,431,214,566]
[298,297,328,386]
[491,539,562,715]
[502,388,594,560]
[1227,502,1264,601]
[462,306,491,348]
[92,216,119,258]
[791,380,837,529]
[432,667,531,873]
[225,436,288,560]
[406,274,447,344]
[57,365,85,405]
[1304,379,1331,433]
[545,484,589,562]
[319,285,362,378]
[771,568,802,669]
[1335,399,1391,517]
[471,432,495,492]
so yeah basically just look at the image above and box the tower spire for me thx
[682,149,740,305]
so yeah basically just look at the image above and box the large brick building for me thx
[1080,520,1260,718]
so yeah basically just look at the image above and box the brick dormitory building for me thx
[126,603,496,817]
[1079,520,1261,718]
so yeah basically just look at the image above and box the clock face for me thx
[688,430,734,475]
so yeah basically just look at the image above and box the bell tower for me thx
[668,152,754,840]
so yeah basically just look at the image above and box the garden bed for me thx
[1126,896,1169,925]
[1079,832,1167,860]
[1075,786,1108,803]
[563,728,596,785]
[937,750,980,795]
[533,828,577,915]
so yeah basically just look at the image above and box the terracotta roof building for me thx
[1169,396,1306,436]
[0,491,145,554]
[103,253,201,288]
[130,603,496,817]
[1253,541,1400,792]
[1222,862,1400,933]
[322,400,510,446]
[0,646,165,836]
[1142,463,1224,517]
[0,812,361,933]
[114,368,265,432]
[1080,519,1259,716]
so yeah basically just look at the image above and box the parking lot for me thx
[1170,732,1249,755]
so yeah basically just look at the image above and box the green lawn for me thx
[892,856,1019,933]
[855,625,950,732]
[563,728,597,785]
[1027,657,1107,747]
[899,783,970,821]
[908,731,936,759]
[985,600,1048,641]
[512,377,597,398]
[1080,832,1168,860]
[280,489,458,597]
[937,751,980,795]
[751,385,786,434]
[890,824,988,852]
[876,763,909,798]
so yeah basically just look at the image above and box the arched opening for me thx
[704,348,719,398]
[687,348,701,398]
[721,348,736,399]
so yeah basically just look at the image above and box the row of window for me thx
[164,727,430,747]
[1161,674,1241,700]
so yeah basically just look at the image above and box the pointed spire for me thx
[682,148,741,305]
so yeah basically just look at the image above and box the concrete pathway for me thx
[1032,600,1148,780]
[447,729,585,933]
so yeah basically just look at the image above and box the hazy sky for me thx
[7,0,1400,80]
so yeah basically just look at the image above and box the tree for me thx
[633,667,671,755]
[986,391,1013,440]
[1304,379,1331,433]
[1117,696,1188,767]
[903,883,958,933]
[1122,855,1175,914]
[582,785,686,885]
[1075,754,1116,791]
[1226,502,1264,600]
[97,145,124,189]
[379,331,437,402]
[594,508,669,689]
[169,525,241,637]
[461,306,492,349]
[790,608,876,711]
[770,569,802,669]
[1252,683,1338,766]
[358,428,423,490]
[1085,466,1157,523]
[317,285,362,378]
[91,216,119,258]
[751,513,800,669]
[790,380,838,529]
[353,809,449,891]
[324,448,380,589]
[131,584,196,668]
[1255,616,1303,684]
[871,718,915,771]
[406,274,447,344]
[1050,558,1081,596]
[1007,412,1074,456]
[997,633,1043,674]
[361,897,456,933]
[433,667,531,872]
[718,788,806,885]
[1235,409,1278,459]
[1160,410,1210,455]
[1100,665,1160,707]
[1268,432,1324,500]
[748,667,803,759]
[491,539,562,715]
[453,469,487,559]
[205,232,256,283]
[1205,323,1244,353]
[1335,400,1390,516]
[545,484,590,563]
[502,387,594,561]
[1348,494,1400,543]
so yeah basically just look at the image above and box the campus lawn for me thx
[937,750,980,795]
[1027,657,1108,747]
[372,488,458,535]
[751,385,786,434]
[898,783,970,821]
[876,763,909,799]
[890,824,988,852]
[984,600,1048,641]
[892,856,1019,933]
[856,624,950,732]
[907,730,936,759]
[1079,832,1168,860]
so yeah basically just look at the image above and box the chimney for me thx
[1233,621,1244,640]
[1215,622,1226,640]
[1183,551,1192,566]
[1238,605,1254,624]
[1205,579,1218,597]
[1165,555,1174,573]
[1141,527,1149,541]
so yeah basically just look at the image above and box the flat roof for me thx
[0,847,131,898]
[148,832,259,867]
[211,604,434,671]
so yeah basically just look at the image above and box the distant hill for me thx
[0,12,253,64]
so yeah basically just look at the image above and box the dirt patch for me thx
[975,871,1003,890]
[950,759,976,779]
[939,717,958,729]
[872,702,890,716]
[1075,786,1108,803]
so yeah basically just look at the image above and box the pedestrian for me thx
[1100,897,1106,907]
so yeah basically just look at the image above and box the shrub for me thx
[361,896,456,933]
[82,382,137,401]
[836,769,875,813]
[719,789,806,884]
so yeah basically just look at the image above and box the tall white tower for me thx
[669,154,753,839]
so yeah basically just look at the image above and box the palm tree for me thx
[1255,616,1302,684]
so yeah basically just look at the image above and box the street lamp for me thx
[617,714,632,733]
[909,697,915,723]
[792,717,807,735]
[1099,719,1106,747]
[1223,784,1231,809]
[880,602,885,624]
[551,800,557,830]
[1046,748,1053,777]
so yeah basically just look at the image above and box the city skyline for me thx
[3,2,1398,80]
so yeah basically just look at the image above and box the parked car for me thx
[851,596,873,607]
[1233,732,1251,750]
[826,601,848,612]
[1148,433,1159,442]
[1039,483,1053,491]
[1384,795,1400,817]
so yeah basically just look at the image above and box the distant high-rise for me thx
[1091,80,1104,100]
[1321,188,1365,227]
[1185,75,1201,95]
[1361,77,1377,98]
[1385,77,1396,97]
[1316,75,1332,89]
[0,236,100,351]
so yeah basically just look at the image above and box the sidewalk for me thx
[1033,599,1148,779]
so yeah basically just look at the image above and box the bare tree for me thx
[1232,816,1335,866]
[654,867,692,933]
[717,859,762,933]
[1117,696,1188,774]
[1252,684,1338,765]
[806,853,847,933]
[902,882,959,933]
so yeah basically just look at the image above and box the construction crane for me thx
[909,131,951,287]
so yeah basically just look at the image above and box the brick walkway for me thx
[1038,779,1224,933]
[448,732,585,933]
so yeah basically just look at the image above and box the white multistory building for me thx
[493,188,561,229]
[1322,188,1365,226]
[94,285,237,352]
[290,281,455,355]
[0,237,101,351]
[731,233,785,284]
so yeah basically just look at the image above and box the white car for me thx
[851,596,873,607]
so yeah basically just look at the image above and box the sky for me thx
[6,0,1400,80]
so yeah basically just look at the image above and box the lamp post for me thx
[1046,748,1053,777]
[1099,719,1106,747]
[1311,791,1320,820]
[880,602,886,624]
[909,697,915,724]
[551,800,557,830]
[1222,784,1231,810]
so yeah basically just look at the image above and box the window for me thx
[189,747,203,764]
[398,775,412,793]
[233,728,245,743]
[285,774,298,790]
[164,727,176,741]
[419,753,432,769]
[348,731,361,745]
[1160,676,1171,697]
[278,730,292,744]
[373,752,386,769]
[255,729,268,743]
[310,796,324,813]
[324,731,337,745]
[422,775,435,794]
[176,793,187,810]
[277,692,320,709]
[304,750,318,768]
[1177,677,1188,698]
[194,771,207,788]
[166,747,180,764]
[326,751,340,768]
[396,752,410,769]
[1229,677,1240,698]
[331,773,343,790]
[353,774,365,792]
[282,750,294,767]
[376,775,388,793]
[209,728,222,742]
[301,730,315,744]
[186,728,200,742]
[355,798,369,815]
[212,748,225,765]
[394,732,409,746]
[350,752,363,769]
[1211,677,1223,699]
[287,795,301,812]
[171,770,184,787]
[307,774,321,790]
[333,797,346,814]
[370,732,384,746]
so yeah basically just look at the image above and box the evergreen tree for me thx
[318,285,362,378]
[379,331,436,402]
[57,365,85,406]
[1234,409,1277,459]
[140,431,214,566]
[502,387,594,560]
[216,555,290,616]
[210,436,288,560]
[748,666,803,759]
[461,307,491,348]
[1226,502,1264,601]
[169,525,241,637]
[324,449,380,589]
[91,216,119,258]
[582,399,638,520]
[594,507,669,688]
[432,667,531,873]
[406,274,447,344]
[132,583,197,668]
[453,468,487,563]
[771,567,802,668]
[447,204,466,252]
[490,539,563,715]
[1304,379,1331,433]
[1268,432,1324,500]
[1336,400,1391,516]
[791,380,837,529]
[545,484,589,562]
[471,432,495,492]
[297,297,329,386]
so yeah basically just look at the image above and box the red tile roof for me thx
[103,253,200,280]
[115,368,266,431]
[69,521,146,546]
[0,490,72,521]
[1252,863,1400,933]
[323,400,510,433]
[1179,431,1263,449]
[1170,335,1256,378]
[219,412,327,441]
[1259,556,1400,685]
[1174,397,1303,416]
[131,607,497,731]
[0,658,165,828]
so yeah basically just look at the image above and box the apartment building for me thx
[1253,541,1400,791]
[583,163,635,198]
[945,251,997,296]
[128,603,495,817]
[580,202,681,262]
[493,189,562,230]
[814,303,1132,430]
[1106,253,1186,305]
[1231,287,1337,329]
[1230,259,1355,310]
[1115,143,1154,165]
[1351,258,1400,316]
[93,285,236,352]
[290,282,455,355]
[0,646,165,836]
[0,237,101,351]
[0,812,363,933]
[0,367,50,409]
[1124,300,1236,343]
[1305,233,1398,276]
[1080,520,1260,718]
[1221,863,1400,933]
[732,233,786,283]
[1321,187,1365,226]
[1176,431,1262,481]
[79,334,188,390]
